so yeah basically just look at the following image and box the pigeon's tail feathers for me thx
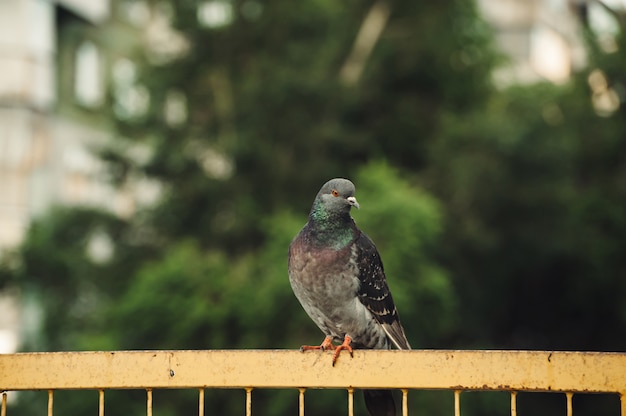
[382,322,411,350]
[364,389,396,416]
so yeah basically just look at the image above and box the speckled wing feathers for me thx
[354,231,411,350]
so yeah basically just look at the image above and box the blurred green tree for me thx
[428,59,626,353]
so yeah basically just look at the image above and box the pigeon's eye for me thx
[331,189,340,197]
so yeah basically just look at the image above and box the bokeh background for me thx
[1,0,626,415]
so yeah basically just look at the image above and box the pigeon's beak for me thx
[347,196,360,210]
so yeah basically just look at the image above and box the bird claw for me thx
[320,335,334,351]
[300,335,354,366]
[300,335,334,353]
[331,335,353,366]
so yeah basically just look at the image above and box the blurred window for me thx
[74,41,104,107]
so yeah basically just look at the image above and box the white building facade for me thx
[0,0,157,253]
[0,0,157,355]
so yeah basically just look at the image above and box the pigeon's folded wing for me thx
[355,231,411,350]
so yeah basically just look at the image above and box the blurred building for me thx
[479,0,626,86]
[0,0,163,254]
[477,0,588,85]
[0,0,167,354]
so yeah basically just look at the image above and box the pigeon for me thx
[288,178,411,416]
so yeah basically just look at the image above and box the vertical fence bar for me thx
[47,390,54,416]
[298,388,306,416]
[347,388,354,416]
[510,391,517,416]
[146,389,153,416]
[245,388,253,416]
[1,392,7,416]
[621,393,626,416]
[198,389,205,416]
[566,392,573,416]
[454,390,461,416]
[98,389,104,416]
[401,389,409,416]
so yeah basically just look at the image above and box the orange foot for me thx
[331,335,353,366]
[300,335,353,366]
[300,335,334,352]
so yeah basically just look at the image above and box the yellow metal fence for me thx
[1,349,626,415]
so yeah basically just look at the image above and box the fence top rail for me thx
[1,349,625,393]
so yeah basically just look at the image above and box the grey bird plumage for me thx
[288,178,411,416]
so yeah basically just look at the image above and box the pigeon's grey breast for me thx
[288,229,391,349]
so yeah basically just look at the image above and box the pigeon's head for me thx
[314,178,360,215]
